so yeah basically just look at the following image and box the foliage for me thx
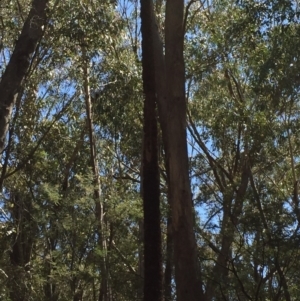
[1,0,300,300]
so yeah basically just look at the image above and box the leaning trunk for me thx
[0,0,48,153]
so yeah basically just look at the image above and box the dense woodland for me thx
[1,0,300,300]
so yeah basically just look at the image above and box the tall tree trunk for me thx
[140,0,162,300]
[163,1,204,300]
[139,1,204,300]
[81,44,108,301]
[0,0,48,153]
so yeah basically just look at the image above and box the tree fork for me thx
[140,0,204,300]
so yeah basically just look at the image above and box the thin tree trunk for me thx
[0,0,48,153]
[205,163,249,301]
[140,0,162,300]
[164,215,173,301]
[9,193,36,301]
[274,258,291,301]
[73,281,84,301]
[205,194,233,301]
[44,235,59,301]
[81,43,108,301]
[44,129,86,301]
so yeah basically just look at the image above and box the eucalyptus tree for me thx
[139,0,203,300]
[0,1,143,300]
[185,0,300,300]
[2,0,300,300]
[0,0,49,154]
[140,0,162,300]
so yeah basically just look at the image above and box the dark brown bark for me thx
[140,0,162,300]
[0,0,48,153]
[44,235,59,301]
[137,219,145,299]
[0,89,23,189]
[71,276,84,301]
[139,1,203,300]
[9,193,36,301]
[164,215,173,301]
[274,258,291,301]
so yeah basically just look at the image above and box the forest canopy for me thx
[1,0,300,300]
